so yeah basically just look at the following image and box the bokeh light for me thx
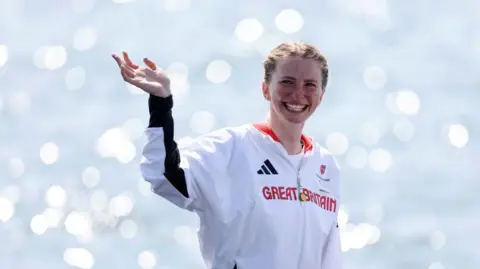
[190,111,216,134]
[66,66,87,90]
[9,157,25,178]
[40,142,60,165]
[235,18,264,43]
[395,90,421,115]
[363,65,387,90]
[30,214,48,235]
[345,146,368,169]
[138,251,157,269]
[82,166,101,188]
[95,128,137,163]
[73,27,98,51]
[33,46,68,70]
[71,0,95,14]
[275,9,304,34]
[0,196,15,222]
[393,118,415,142]
[448,124,469,148]
[0,45,8,66]
[325,132,349,155]
[45,185,67,208]
[64,248,95,269]
[206,60,232,84]
[119,219,138,239]
[368,148,393,172]
[8,91,30,115]
[359,120,383,146]
[430,230,446,251]
[164,0,191,12]
[429,262,444,269]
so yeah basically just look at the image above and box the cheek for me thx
[270,89,285,101]
[273,87,294,99]
[308,92,323,106]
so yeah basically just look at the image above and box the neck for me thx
[267,114,304,155]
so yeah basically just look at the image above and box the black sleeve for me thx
[147,94,189,198]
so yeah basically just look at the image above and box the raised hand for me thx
[112,51,171,98]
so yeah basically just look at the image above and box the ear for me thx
[262,81,271,101]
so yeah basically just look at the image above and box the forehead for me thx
[273,57,322,80]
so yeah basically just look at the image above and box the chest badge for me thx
[316,164,330,182]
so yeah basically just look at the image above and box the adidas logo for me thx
[257,159,278,175]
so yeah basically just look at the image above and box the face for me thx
[262,57,325,124]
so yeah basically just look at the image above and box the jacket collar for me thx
[252,123,313,153]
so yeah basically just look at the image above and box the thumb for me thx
[143,58,157,70]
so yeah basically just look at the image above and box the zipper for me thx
[295,146,307,269]
[296,142,306,204]
[296,169,304,204]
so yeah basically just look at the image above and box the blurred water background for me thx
[0,0,479,268]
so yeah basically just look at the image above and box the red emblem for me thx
[320,165,326,175]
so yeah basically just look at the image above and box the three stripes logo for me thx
[257,159,278,175]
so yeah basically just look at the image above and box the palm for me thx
[129,66,170,95]
[112,52,171,97]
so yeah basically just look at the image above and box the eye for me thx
[305,82,317,87]
[280,80,294,85]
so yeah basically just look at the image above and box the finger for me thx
[122,67,134,79]
[122,63,136,81]
[143,58,157,70]
[121,70,145,89]
[123,51,139,69]
[112,54,124,68]
[120,69,129,81]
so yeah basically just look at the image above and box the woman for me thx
[112,41,342,269]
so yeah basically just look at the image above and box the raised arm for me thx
[112,52,234,211]
[141,94,195,209]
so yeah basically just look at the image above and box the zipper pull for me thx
[299,189,306,202]
[297,176,305,202]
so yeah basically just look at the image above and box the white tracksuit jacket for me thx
[140,95,342,269]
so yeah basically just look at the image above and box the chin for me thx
[279,108,311,124]
[281,114,309,124]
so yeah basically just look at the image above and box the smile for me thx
[282,102,308,112]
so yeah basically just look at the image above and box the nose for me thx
[292,83,306,96]
[285,87,305,103]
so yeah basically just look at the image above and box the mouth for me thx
[282,102,308,113]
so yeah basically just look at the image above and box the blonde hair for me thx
[263,41,329,89]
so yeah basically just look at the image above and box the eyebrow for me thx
[282,76,318,83]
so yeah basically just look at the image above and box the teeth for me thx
[285,103,307,112]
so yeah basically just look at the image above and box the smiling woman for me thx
[262,42,329,154]
[112,41,342,269]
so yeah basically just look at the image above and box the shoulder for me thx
[179,125,249,151]
[313,142,341,185]
[313,142,342,200]
[314,143,340,171]
[200,124,249,142]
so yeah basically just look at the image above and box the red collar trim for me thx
[252,123,313,153]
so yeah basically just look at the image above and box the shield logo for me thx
[320,165,326,175]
